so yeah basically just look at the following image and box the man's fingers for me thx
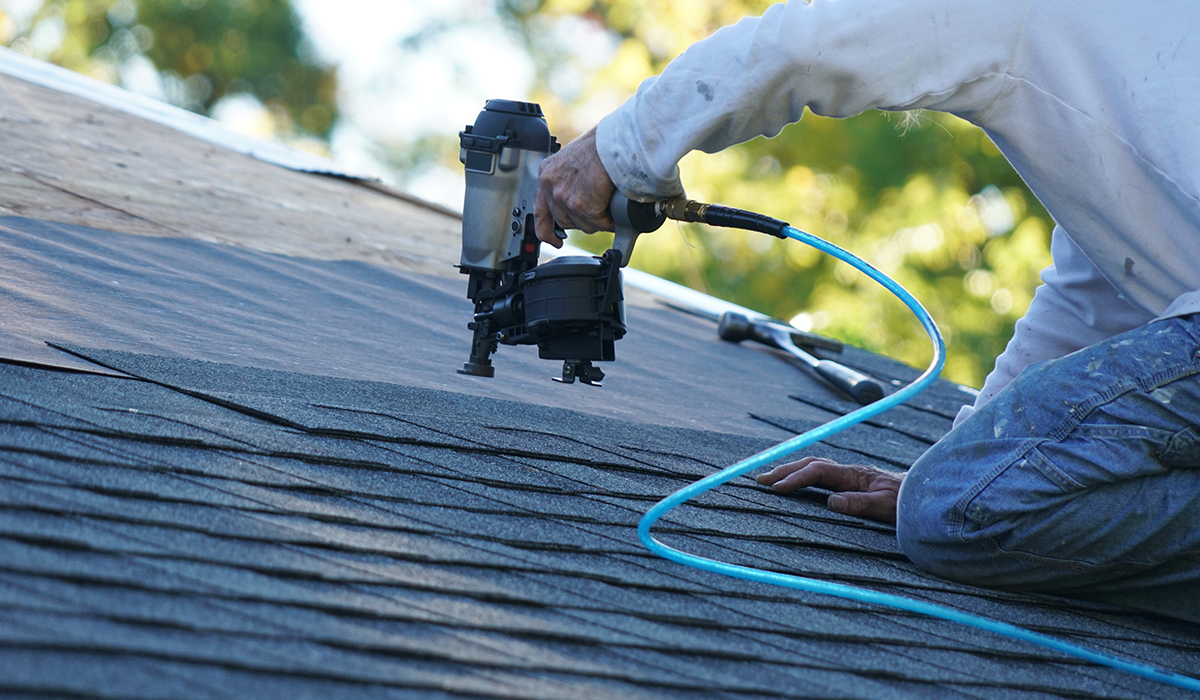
[534,187,562,248]
[762,458,876,494]
[755,456,823,488]
[757,458,902,524]
[533,127,617,239]
[546,198,579,235]
[828,491,897,525]
[554,191,611,234]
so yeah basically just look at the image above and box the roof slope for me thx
[0,66,459,275]
[1,59,1198,699]
[5,341,1199,699]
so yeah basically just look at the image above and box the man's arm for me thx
[532,0,1149,522]
[595,0,1026,201]
[537,0,1026,239]
[761,229,1153,525]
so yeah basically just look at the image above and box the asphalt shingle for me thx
[0,216,1196,699]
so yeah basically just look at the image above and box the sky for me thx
[290,0,539,210]
[286,1,619,211]
[0,0,617,212]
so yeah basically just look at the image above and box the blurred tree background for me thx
[0,0,337,140]
[0,0,1055,387]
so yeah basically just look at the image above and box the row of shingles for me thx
[49,349,925,582]
[0,355,661,564]
[0,362,1012,700]
[353,414,1007,608]
[374,461,1132,700]
[0,391,544,699]
[136,362,1200,700]
[0,367,720,700]
[477,398,922,562]
[453,347,1200,700]
[52,345,914,566]
[747,414,932,469]
[787,391,956,445]
[0,383,715,605]
[668,357,1200,697]
[0,564,714,700]
[809,344,980,423]
[292,386,1180,696]
[422,465,1180,696]
[152,396,964,696]
[0,648,492,700]
[51,413,1027,696]
[18,357,1176,700]
[375,496,996,698]
[25,422,1180,700]
[280,422,1041,700]
[582,535,1188,700]
[28,353,1190,696]
[493,370,1200,700]
[0,362,960,700]
[464,406,1049,607]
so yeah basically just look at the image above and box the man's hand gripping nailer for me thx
[456,99,664,385]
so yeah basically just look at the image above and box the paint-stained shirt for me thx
[593,0,1200,416]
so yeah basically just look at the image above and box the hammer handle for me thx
[811,357,885,405]
[718,310,884,404]
[779,341,884,405]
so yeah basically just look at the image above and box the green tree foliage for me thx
[498,0,1053,388]
[2,0,336,138]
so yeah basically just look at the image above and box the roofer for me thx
[533,0,1200,620]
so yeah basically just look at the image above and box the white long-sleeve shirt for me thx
[595,0,1200,417]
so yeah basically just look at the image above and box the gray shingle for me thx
[0,214,1195,700]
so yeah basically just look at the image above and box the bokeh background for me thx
[0,0,1054,387]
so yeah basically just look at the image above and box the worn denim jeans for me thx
[897,314,1200,621]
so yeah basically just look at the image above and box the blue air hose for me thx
[637,219,1200,693]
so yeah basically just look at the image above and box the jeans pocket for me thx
[1037,422,1179,485]
[961,447,1083,528]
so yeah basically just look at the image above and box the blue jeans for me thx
[897,314,1200,621]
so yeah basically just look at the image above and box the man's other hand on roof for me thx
[756,457,902,525]
[535,127,616,248]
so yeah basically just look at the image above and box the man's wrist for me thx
[595,96,685,202]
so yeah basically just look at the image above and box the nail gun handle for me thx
[610,192,666,267]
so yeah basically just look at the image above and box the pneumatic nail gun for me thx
[455,99,665,386]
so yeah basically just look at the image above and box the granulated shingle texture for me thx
[1,217,1197,698]
[1,348,1197,699]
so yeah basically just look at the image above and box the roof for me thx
[1,54,1198,699]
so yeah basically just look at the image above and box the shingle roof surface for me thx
[1,216,1198,699]
[3,58,1197,700]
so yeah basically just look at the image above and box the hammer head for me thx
[717,311,844,353]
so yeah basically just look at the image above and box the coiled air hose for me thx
[640,198,1200,693]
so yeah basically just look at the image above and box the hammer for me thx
[718,311,885,404]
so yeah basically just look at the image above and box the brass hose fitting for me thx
[658,197,709,223]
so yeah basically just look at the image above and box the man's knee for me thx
[896,456,974,581]
[894,433,1034,586]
